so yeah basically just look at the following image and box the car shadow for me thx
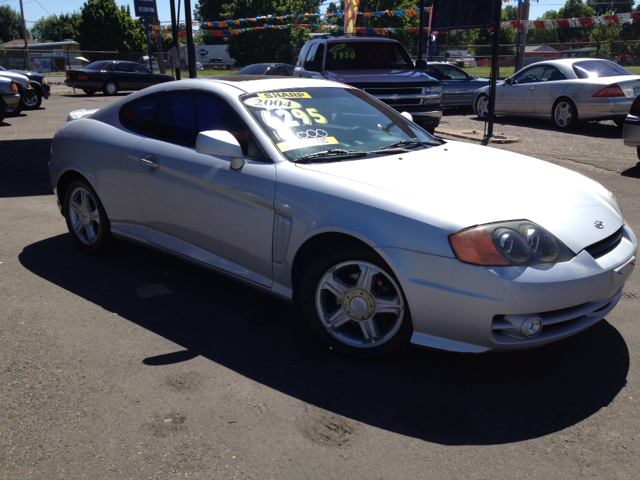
[621,162,640,179]
[19,236,630,446]
[467,115,623,140]
[0,139,53,197]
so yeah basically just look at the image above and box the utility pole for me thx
[515,0,530,72]
[18,0,30,70]
[184,0,197,78]
[169,0,181,80]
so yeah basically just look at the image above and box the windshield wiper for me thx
[378,139,443,151]
[294,149,368,164]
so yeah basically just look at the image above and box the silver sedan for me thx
[49,77,636,357]
[473,58,640,128]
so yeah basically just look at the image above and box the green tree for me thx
[0,6,23,43]
[526,9,560,45]
[504,5,518,21]
[77,0,145,51]
[556,0,595,43]
[227,27,311,66]
[31,13,81,43]
[586,0,633,15]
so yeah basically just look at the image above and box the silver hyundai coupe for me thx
[49,77,636,357]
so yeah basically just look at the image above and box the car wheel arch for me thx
[56,170,96,212]
[552,96,579,128]
[291,232,378,306]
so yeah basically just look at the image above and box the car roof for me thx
[186,76,346,94]
[311,35,397,43]
[524,58,615,67]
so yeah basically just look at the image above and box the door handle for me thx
[139,154,159,172]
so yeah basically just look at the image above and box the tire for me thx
[22,89,42,110]
[636,146,640,161]
[102,81,118,95]
[553,98,578,129]
[83,88,96,96]
[63,180,113,255]
[5,97,23,117]
[0,101,6,123]
[299,244,412,357]
[475,94,489,119]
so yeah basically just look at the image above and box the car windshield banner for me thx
[133,0,158,17]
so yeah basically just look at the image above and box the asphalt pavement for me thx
[1,89,639,479]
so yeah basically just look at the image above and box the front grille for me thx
[585,227,624,259]
[383,98,422,106]
[362,86,423,96]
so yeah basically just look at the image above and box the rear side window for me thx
[237,64,268,75]
[573,60,633,78]
[114,63,133,72]
[120,94,161,136]
[85,61,112,71]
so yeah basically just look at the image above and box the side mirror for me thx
[504,78,513,85]
[401,111,413,122]
[196,130,245,170]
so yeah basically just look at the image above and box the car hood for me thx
[295,141,622,253]
[0,70,29,87]
[323,69,438,84]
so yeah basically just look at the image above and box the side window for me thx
[513,66,546,84]
[305,43,319,64]
[114,63,132,72]
[132,64,150,74]
[442,66,468,80]
[120,94,162,135]
[297,43,312,67]
[542,67,566,82]
[425,65,442,80]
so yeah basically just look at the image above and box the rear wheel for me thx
[553,98,578,129]
[22,89,42,110]
[102,81,118,95]
[63,180,113,255]
[475,94,490,119]
[82,88,96,96]
[299,244,412,357]
[0,101,6,123]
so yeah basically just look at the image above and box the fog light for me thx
[521,316,543,337]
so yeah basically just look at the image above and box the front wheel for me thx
[102,81,118,95]
[5,97,23,117]
[63,180,113,255]
[299,245,412,357]
[22,89,42,110]
[475,94,489,119]
[553,98,578,129]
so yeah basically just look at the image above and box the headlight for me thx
[449,220,575,266]
[609,191,623,218]
[422,86,442,94]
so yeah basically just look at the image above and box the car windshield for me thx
[324,41,414,70]
[572,60,634,78]
[241,87,436,162]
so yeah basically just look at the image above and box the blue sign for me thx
[133,0,158,17]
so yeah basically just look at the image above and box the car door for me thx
[498,65,546,115]
[435,64,477,106]
[126,90,277,287]
[113,62,134,89]
[533,66,567,114]
[130,63,156,89]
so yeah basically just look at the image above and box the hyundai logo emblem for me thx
[594,220,605,229]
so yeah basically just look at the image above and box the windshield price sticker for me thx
[276,136,339,152]
[257,92,311,99]
[244,97,301,109]
[260,109,328,129]
[329,44,346,53]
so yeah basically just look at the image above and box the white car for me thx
[473,58,640,128]
[49,77,636,357]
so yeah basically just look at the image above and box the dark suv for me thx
[293,35,442,133]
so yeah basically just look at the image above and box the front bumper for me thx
[1,92,21,110]
[380,224,636,353]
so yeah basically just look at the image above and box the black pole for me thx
[145,17,153,72]
[169,0,181,80]
[184,0,197,78]
[482,0,502,146]
[416,0,426,69]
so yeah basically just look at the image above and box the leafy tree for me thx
[31,13,81,43]
[556,0,595,43]
[77,0,145,51]
[227,27,311,66]
[526,9,560,45]
[0,6,23,43]
[586,0,632,15]
[504,5,518,21]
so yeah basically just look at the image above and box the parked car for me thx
[0,68,34,116]
[473,59,640,129]
[424,62,489,108]
[236,63,295,76]
[293,36,442,133]
[65,60,175,96]
[195,62,203,70]
[0,77,22,123]
[49,77,636,357]
[1,66,50,109]
[622,94,640,159]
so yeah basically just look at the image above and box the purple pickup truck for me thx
[293,35,442,133]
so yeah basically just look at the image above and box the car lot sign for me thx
[133,0,158,17]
